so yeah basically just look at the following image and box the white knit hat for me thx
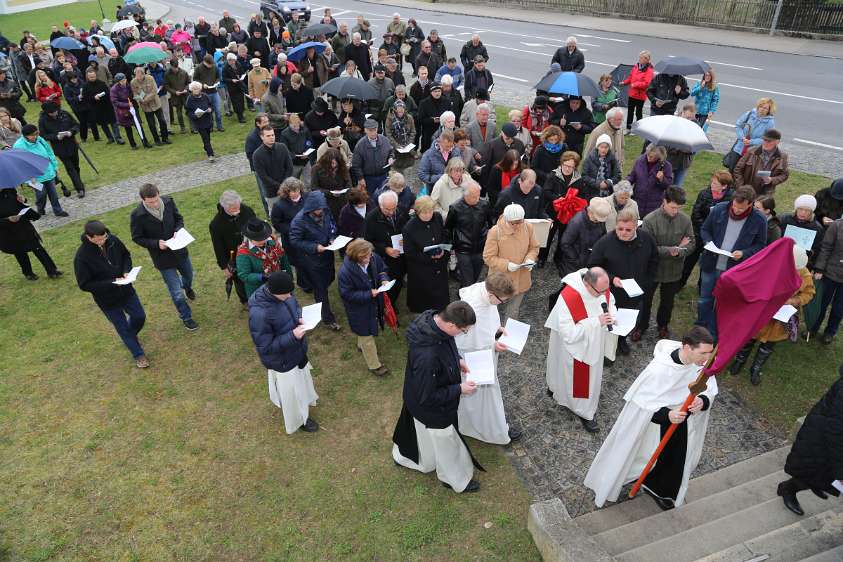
[794,194,817,212]
[794,245,808,270]
[503,204,525,222]
[595,133,612,148]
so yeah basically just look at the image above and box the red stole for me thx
[561,285,591,399]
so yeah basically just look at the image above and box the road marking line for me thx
[709,120,732,127]
[716,81,843,105]
[491,72,528,83]
[793,138,843,151]
[705,60,763,71]
[575,33,631,43]
[331,9,350,17]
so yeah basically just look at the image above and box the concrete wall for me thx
[0,0,77,15]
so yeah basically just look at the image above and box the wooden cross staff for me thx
[628,345,718,499]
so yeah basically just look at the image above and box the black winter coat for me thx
[129,196,189,270]
[543,169,588,218]
[460,41,489,69]
[444,198,491,254]
[493,183,547,221]
[271,194,308,266]
[814,183,843,227]
[551,47,585,72]
[560,208,607,275]
[304,109,339,150]
[248,286,308,373]
[588,230,659,306]
[208,203,257,269]
[81,79,115,124]
[402,213,450,313]
[463,68,493,100]
[417,95,450,145]
[581,149,622,198]
[646,73,690,116]
[364,207,409,279]
[550,102,595,150]
[690,187,734,235]
[779,213,824,268]
[74,233,136,310]
[253,142,294,195]
[0,189,41,254]
[38,109,80,158]
[785,373,843,494]
[530,144,565,188]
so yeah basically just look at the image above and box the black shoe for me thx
[777,482,804,516]
[536,259,546,269]
[106,138,114,144]
[184,287,196,301]
[508,426,523,442]
[617,338,630,355]
[77,188,86,198]
[60,185,72,197]
[546,387,553,398]
[183,318,199,331]
[300,417,319,432]
[300,287,313,293]
[217,127,225,132]
[24,273,38,280]
[238,118,246,124]
[749,345,773,386]
[116,138,125,145]
[822,333,834,345]
[131,145,139,150]
[55,211,69,217]
[442,479,480,493]
[579,417,599,433]
[642,485,675,511]
[162,138,172,145]
[47,270,63,279]
[143,143,153,149]
[155,141,163,146]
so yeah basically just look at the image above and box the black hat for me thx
[501,122,517,138]
[762,128,781,141]
[41,101,60,113]
[429,82,442,92]
[568,95,583,101]
[312,97,329,112]
[830,178,843,201]
[21,124,38,136]
[363,118,379,129]
[242,217,272,241]
[533,95,548,108]
[267,271,294,295]
[373,63,386,72]
[475,88,489,100]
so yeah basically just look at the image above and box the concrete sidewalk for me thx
[359,0,843,58]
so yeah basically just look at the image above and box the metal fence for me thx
[471,0,843,36]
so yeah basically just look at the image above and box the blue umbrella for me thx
[50,36,86,50]
[0,149,51,188]
[87,34,116,51]
[534,71,600,98]
[286,41,326,62]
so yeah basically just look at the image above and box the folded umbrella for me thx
[87,34,116,51]
[382,293,399,335]
[654,56,710,76]
[110,20,140,33]
[117,4,144,17]
[0,149,51,188]
[609,63,632,108]
[533,71,600,98]
[125,46,168,65]
[802,281,824,341]
[320,76,379,100]
[301,23,337,37]
[50,36,85,50]
[286,41,327,62]
[631,115,714,152]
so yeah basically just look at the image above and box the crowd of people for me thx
[1,6,840,510]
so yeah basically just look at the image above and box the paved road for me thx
[162,0,843,178]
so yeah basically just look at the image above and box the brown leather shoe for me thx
[630,329,643,342]
[135,356,150,368]
[370,365,390,377]
[658,326,670,339]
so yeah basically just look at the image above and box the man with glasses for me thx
[455,273,522,445]
[545,266,617,433]
[392,301,485,493]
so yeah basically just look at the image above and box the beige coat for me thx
[600,194,639,232]
[248,67,272,101]
[584,120,625,170]
[131,75,162,112]
[430,172,471,218]
[316,138,353,166]
[483,216,540,295]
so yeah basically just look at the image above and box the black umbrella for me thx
[301,23,337,37]
[610,64,632,108]
[117,4,144,17]
[320,76,379,100]
[654,57,710,76]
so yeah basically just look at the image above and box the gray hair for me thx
[188,81,203,92]
[566,36,577,45]
[379,190,399,206]
[646,144,667,160]
[353,32,361,40]
[613,180,633,194]
[440,111,456,124]
[219,190,242,208]
[476,103,491,114]
[440,74,453,86]
[388,172,406,190]
[606,107,624,120]
[395,84,406,94]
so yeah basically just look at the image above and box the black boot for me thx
[729,340,755,375]
[777,480,804,516]
[749,343,774,386]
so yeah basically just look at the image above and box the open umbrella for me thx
[125,46,168,65]
[50,36,85,50]
[110,20,139,33]
[631,115,714,152]
[117,4,144,17]
[0,149,51,188]
[320,76,379,100]
[654,56,710,76]
[286,41,327,62]
[301,23,337,37]
[533,71,600,98]
[87,34,116,51]
[609,63,632,108]
[128,41,164,52]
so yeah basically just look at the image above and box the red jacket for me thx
[36,82,63,106]
[622,64,653,101]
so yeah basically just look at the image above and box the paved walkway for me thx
[360,0,843,58]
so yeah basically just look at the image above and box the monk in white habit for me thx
[456,272,522,444]
[584,326,718,510]
[545,267,617,433]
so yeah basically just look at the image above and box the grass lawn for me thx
[0,0,121,39]
[0,176,539,560]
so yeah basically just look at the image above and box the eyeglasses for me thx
[489,291,510,304]
[460,326,471,334]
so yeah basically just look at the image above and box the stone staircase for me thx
[529,447,843,562]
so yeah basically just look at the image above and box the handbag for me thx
[722,149,741,170]
[400,43,411,57]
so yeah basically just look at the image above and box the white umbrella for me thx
[631,115,714,152]
[110,19,139,32]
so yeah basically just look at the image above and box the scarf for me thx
[596,156,607,184]
[238,237,285,274]
[143,199,165,221]
[543,141,562,154]
[711,189,725,201]
[390,113,409,145]
[729,203,752,220]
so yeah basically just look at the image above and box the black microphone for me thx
[601,301,612,331]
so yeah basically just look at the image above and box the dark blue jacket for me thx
[289,191,337,285]
[248,285,308,372]
[699,202,767,272]
[244,127,262,171]
[270,192,308,264]
[338,253,389,336]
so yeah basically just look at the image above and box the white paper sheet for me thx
[17,206,31,216]
[464,349,495,385]
[164,228,195,250]
[832,480,843,494]
[28,180,43,191]
[621,278,644,298]
[325,235,352,251]
[612,308,640,337]
[783,224,817,251]
[239,72,247,81]
[113,266,141,285]
[773,304,797,323]
[193,108,206,117]
[329,188,349,195]
[423,243,452,253]
[300,148,315,157]
[498,318,530,355]
[391,234,404,254]
[377,279,396,293]
[397,143,416,154]
[301,302,322,330]
[704,241,735,258]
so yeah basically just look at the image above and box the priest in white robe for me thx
[584,326,718,510]
[545,267,617,432]
[456,273,522,444]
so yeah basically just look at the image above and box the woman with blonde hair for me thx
[0,107,22,149]
[431,157,470,218]
[690,68,720,130]
[35,70,63,106]
[507,109,533,155]
[621,50,653,132]
[402,196,451,313]
[726,97,776,169]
